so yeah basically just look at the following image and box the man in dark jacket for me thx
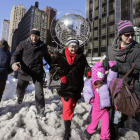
[11,28,52,118]
[0,39,12,102]
[103,20,140,139]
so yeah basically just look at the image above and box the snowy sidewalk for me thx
[0,75,139,140]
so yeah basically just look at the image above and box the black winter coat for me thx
[107,40,140,99]
[50,48,90,101]
[0,48,12,81]
[11,38,52,81]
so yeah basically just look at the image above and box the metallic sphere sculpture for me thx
[50,9,91,47]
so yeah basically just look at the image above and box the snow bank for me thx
[0,75,139,140]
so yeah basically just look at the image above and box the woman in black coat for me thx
[103,20,140,140]
[0,39,12,101]
[50,39,91,140]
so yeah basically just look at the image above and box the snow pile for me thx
[2,75,35,101]
[0,75,139,140]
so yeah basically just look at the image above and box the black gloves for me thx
[102,57,109,71]
[111,64,118,72]
[61,82,66,89]
[63,97,69,101]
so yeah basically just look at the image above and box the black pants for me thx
[17,79,45,114]
[0,81,6,101]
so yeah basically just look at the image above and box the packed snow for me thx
[0,75,139,140]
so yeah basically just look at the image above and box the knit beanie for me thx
[91,62,106,84]
[118,20,134,35]
[66,37,79,46]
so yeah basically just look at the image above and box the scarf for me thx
[112,36,133,62]
[65,47,77,65]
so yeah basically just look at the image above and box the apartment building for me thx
[86,0,140,57]
[1,19,10,42]
[8,5,26,48]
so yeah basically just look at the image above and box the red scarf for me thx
[120,46,124,49]
[65,47,77,65]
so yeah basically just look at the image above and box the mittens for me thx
[61,83,66,89]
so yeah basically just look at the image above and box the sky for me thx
[0,0,86,39]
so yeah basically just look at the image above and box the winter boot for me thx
[84,129,93,139]
[110,123,118,140]
[17,96,23,104]
[64,120,71,140]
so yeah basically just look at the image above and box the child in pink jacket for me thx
[83,61,117,140]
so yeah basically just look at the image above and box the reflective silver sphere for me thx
[50,10,91,47]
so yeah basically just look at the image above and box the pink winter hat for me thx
[92,62,106,84]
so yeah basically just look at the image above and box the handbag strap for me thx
[130,77,134,89]
[123,63,135,81]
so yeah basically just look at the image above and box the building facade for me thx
[12,3,48,51]
[8,5,26,48]
[43,6,57,46]
[86,0,140,57]
[1,19,10,42]
[133,0,140,27]
[11,29,18,51]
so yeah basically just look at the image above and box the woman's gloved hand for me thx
[60,76,67,89]
[111,64,118,72]
[102,57,109,71]
[61,83,66,89]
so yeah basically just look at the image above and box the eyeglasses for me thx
[123,33,135,37]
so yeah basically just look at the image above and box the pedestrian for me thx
[11,28,52,119]
[83,61,117,140]
[49,38,91,140]
[0,39,12,101]
[102,20,140,139]
[43,59,50,88]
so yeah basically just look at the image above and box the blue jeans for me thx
[14,71,18,79]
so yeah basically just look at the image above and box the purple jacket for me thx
[83,69,117,110]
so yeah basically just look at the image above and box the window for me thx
[109,2,114,11]
[94,20,98,27]
[88,49,91,53]
[101,28,106,35]
[102,5,107,13]
[94,40,98,47]
[94,30,98,37]
[95,9,99,17]
[102,17,106,24]
[108,37,114,44]
[109,14,114,21]
[101,39,106,46]
[108,25,114,33]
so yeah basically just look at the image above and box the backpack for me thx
[109,63,140,117]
